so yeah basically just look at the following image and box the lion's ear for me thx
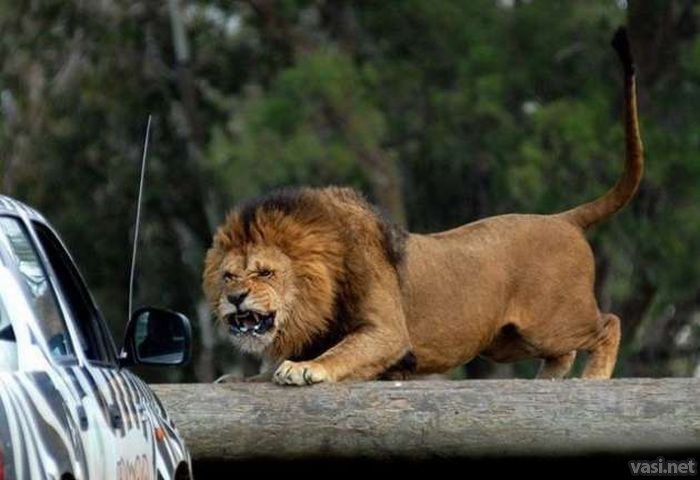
[213,226,232,251]
[213,212,243,250]
[202,246,225,307]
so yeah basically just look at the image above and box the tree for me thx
[2,0,698,379]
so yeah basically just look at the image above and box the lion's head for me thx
[203,189,347,359]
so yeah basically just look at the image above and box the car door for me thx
[28,221,157,479]
[0,216,95,479]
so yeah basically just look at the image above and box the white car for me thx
[0,195,193,479]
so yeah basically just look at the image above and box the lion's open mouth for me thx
[225,310,275,336]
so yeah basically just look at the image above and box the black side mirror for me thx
[120,307,192,367]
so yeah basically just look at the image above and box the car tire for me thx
[175,463,191,480]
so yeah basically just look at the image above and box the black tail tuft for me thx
[611,26,635,75]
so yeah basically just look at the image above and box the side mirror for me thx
[120,307,192,367]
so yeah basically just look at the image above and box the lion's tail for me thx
[559,27,644,230]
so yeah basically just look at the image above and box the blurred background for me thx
[1,0,699,381]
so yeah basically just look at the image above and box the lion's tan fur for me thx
[203,29,641,384]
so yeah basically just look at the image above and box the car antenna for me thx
[128,114,152,320]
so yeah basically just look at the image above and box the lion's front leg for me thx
[272,327,410,385]
[273,272,411,386]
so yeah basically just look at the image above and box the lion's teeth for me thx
[229,311,275,336]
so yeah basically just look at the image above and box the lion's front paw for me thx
[273,360,331,386]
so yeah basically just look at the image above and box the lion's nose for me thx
[228,291,248,307]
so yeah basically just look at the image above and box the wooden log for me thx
[151,379,700,461]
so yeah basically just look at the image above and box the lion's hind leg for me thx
[537,351,576,379]
[581,313,621,379]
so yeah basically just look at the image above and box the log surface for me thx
[151,379,700,460]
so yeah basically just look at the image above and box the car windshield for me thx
[0,216,76,361]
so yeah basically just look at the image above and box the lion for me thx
[203,28,643,385]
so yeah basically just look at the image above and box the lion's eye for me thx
[258,269,273,278]
[223,272,236,282]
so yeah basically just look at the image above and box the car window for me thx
[32,222,117,365]
[0,216,75,361]
[0,294,18,372]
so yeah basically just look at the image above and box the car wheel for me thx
[175,463,191,480]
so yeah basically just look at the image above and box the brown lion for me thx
[203,28,642,385]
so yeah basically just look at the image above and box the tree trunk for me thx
[167,0,218,381]
[153,379,700,461]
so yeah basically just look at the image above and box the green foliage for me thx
[207,49,382,203]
